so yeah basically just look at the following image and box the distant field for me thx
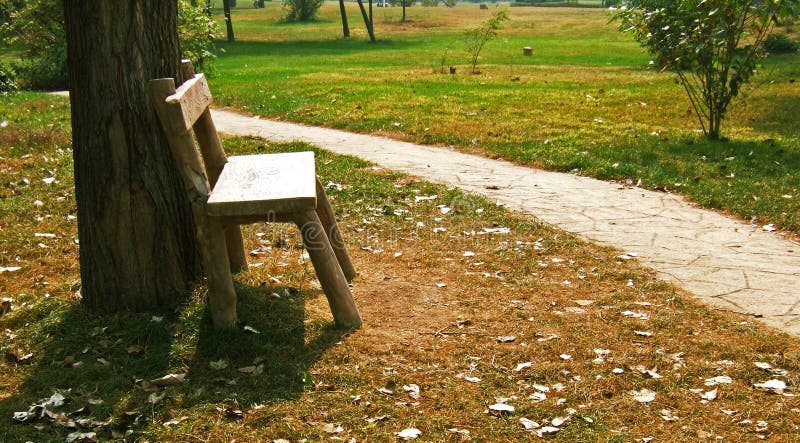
[207,4,800,233]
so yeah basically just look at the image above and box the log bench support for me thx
[149,60,361,330]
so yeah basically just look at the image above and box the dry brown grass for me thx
[151,147,800,441]
[2,97,799,442]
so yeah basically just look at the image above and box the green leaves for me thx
[613,0,800,139]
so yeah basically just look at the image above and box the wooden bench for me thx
[149,61,361,330]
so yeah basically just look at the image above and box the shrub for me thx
[764,33,799,54]
[178,0,220,71]
[1,0,67,89]
[11,47,67,90]
[282,0,324,22]
[2,0,218,89]
[0,61,17,94]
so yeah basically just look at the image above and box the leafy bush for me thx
[178,0,220,71]
[11,47,67,90]
[764,33,799,54]
[1,0,66,89]
[0,61,17,94]
[1,0,218,89]
[282,0,324,22]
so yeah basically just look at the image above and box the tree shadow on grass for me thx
[216,37,424,59]
[736,93,800,139]
[0,283,345,441]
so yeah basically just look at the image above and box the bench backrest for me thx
[149,61,229,205]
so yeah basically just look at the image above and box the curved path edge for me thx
[213,110,800,336]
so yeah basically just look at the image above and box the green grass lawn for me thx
[2,6,800,442]
[206,3,800,233]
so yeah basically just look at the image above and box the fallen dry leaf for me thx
[65,431,97,442]
[621,310,650,321]
[395,427,422,440]
[487,402,515,415]
[514,362,533,372]
[447,428,470,436]
[631,388,656,403]
[322,423,344,434]
[237,364,264,375]
[660,409,679,422]
[462,375,481,383]
[403,384,420,400]
[210,359,229,370]
[365,415,389,424]
[537,426,561,437]
[551,414,571,427]
[705,376,733,386]
[149,373,186,387]
[701,388,718,401]
[753,379,787,394]
[530,392,547,402]
[243,325,260,334]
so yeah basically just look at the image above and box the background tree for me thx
[390,0,412,22]
[356,0,376,42]
[465,9,509,74]
[223,0,235,41]
[338,0,350,37]
[615,0,799,140]
[62,1,202,312]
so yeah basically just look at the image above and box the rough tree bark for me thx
[223,0,235,42]
[338,0,350,38]
[63,1,202,312]
[355,0,375,42]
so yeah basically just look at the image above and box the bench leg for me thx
[197,216,238,329]
[315,177,357,282]
[294,210,362,329]
[224,224,248,273]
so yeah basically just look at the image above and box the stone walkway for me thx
[214,110,800,336]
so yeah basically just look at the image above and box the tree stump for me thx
[523,47,533,56]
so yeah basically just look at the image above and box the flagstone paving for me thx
[213,110,800,336]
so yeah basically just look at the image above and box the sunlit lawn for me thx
[208,3,800,233]
[1,4,800,441]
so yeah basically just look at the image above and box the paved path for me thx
[214,110,800,336]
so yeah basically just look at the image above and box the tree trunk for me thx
[356,0,375,42]
[63,1,202,313]
[402,0,406,22]
[339,0,350,37]
[223,0,235,42]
